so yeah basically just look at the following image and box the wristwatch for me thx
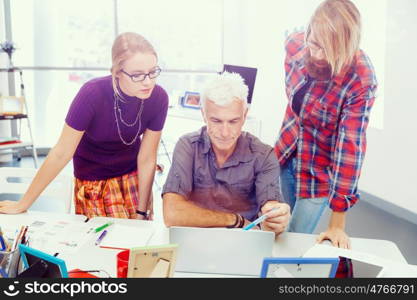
[136,210,148,218]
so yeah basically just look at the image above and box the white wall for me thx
[224,0,417,214]
[224,0,322,146]
[360,0,417,214]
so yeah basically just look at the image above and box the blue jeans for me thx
[280,156,328,234]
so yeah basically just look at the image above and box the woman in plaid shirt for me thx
[275,0,377,248]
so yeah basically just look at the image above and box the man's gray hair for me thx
[201,72,248,108]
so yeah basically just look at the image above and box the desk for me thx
[0,211,410,278]
[275,231,408,264]
[0,210,85,226]
[52,216,412,277]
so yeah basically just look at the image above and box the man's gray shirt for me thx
[162,126,282,221]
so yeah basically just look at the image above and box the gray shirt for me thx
[162,126,282,221]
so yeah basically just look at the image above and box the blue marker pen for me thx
[0,236,6,251]
[95,229,108,246]
[243,207,279,231]
[0,267,8,278]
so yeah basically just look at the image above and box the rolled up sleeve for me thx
[329,85,376,212]
[162,137,194,198]
[255,149,282,207]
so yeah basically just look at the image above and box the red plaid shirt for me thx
[274,32,377,212]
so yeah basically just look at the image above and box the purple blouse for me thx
[65,75,168,180]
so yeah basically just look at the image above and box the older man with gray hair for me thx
[162,72,290,235]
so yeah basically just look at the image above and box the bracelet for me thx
[136,210,148,218]
[237,214,245,228]
[226,213,239,228]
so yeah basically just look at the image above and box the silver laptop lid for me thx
[169,226,274,276]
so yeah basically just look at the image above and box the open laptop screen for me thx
[170,226,274,276]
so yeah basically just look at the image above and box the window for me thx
[10,0,114,68]
[4,0,224,147]
[118,0,223,72]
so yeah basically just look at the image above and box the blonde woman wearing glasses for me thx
[0,32,168,220]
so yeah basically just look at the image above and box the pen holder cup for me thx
[116,250,130,278]
[0,248,21,278]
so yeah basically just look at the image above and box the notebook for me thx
[169,226,274,276]
[99,225,154,250]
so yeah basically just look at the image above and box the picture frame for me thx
[18,244,69,278]
[0,96,25,115]
[260,257,340,278]
[127,244,178,278]
[181,91,201,109]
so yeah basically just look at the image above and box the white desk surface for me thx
[0,212,409,278]
[0,210,86,225]
[70,216,409,277]
[275,231,408,264]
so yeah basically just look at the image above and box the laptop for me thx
[169,226,274,276]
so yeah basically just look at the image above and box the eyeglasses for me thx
[121,67,161,82]
[306,39,324,53]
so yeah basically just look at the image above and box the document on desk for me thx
[303,244,380,261]
[303,244,387,266]
[302,244,417,277]
[98,224,154,250]
[0,214,91,254]
[28,220,93,255]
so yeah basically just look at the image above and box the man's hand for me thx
[317,227,350,249]
[0,200,28,214]
[260,201,291,235]
[316,211,350,249]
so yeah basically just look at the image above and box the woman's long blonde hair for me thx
[306,0,361,76]
[111,32,157,97]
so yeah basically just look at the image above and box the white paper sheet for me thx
[98,224,154,250]
[303,243,417,277]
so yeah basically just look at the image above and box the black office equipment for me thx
[18,244,68,278]
[223,64,258,105]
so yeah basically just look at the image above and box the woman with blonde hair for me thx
[0,32,168,220]
[275,0,377,248]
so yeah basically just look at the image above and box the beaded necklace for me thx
[113,92,144,146]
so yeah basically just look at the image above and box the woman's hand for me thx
[0,200,28,214]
